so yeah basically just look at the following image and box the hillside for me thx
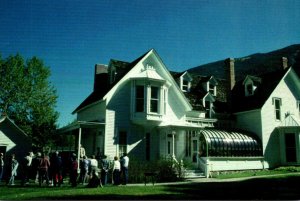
[187,44,300,81]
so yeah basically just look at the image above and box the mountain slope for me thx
[187,44,300,81]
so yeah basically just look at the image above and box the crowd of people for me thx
[0,149,129,188]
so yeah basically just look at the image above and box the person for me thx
[69,154,78,187]
[79,155,89,185]
[21,152,33,186]
[0,153,4,184]
[38,153,50,187]
[7,154,18,185]
[51,151,63,187]
[89,155,98,176]
[100,155,109,185]
[120,153,129,185]
[112,156,120,185]
[32,152,42,183]
[87,169,101,188]
[80,144,86,159]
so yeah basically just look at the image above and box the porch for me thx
[57,120,105,164]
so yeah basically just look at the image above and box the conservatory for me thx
[198,129,264,177]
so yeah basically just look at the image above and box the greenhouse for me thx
[199,129,263,157]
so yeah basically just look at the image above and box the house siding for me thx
[236,110,262,140]
[77,101,106,122]
[261,72,300,168]
[0,119,31,159]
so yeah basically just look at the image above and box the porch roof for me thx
[58,120,105,134]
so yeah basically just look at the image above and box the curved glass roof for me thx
[199,129,262,157]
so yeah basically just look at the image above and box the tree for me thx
[0,54,59,149]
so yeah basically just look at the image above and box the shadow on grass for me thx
[11,175,300,200]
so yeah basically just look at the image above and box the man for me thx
[21,152,33,186]
[0,153,4,184]
[38,153,50,187]
[120,153,129,185]
[100,155,109,185]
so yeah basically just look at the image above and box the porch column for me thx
[77,127,82,171]
[172,130,176,159]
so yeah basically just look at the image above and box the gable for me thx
[232,68,290,113]
[103,49,192,111]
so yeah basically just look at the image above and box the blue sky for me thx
[1,0,299,127]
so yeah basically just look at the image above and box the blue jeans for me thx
[0,166,3,183]
[122,167,128,185]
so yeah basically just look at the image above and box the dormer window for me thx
[243,75,261,97]
[180,72,192,92]
[246,84,254,96]
[208,83,216,96]
[182,80,189,92]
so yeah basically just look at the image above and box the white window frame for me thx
[273,97,282,121]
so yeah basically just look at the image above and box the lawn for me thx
[1,173,300,200]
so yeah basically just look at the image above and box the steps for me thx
[184,169,205,178]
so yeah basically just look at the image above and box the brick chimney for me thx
[94,64,108,91]
[224,58,235,112]
[282,57,288,70]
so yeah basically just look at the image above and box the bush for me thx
[126,156,186,183]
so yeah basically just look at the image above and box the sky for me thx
[1,0,300,127]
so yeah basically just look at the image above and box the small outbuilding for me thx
[0,116,32,159]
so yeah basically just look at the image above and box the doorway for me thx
[285,133,297,163]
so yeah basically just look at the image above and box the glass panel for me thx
[150,86,159,113]
[136,86,144,112]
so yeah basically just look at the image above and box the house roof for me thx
[72,49,156,114]
[232,68,290,113]
[0,116,28,137]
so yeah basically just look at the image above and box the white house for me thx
[59,49,266,177]
[232,57,300,169]
[0,116,32,159]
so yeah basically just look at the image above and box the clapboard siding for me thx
[261,72,300,167]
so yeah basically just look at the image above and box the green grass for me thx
[212,166,300,179]
[1,170,300,200]
[0,184,179,200]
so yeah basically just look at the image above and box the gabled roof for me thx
[73,49,193,114]
[232,68,290,113]
[0,116,28,137]
[73,50,151,114]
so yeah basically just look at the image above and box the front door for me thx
[285,133,297,163]
[192,138,198,163]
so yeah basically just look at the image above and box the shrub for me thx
[125,156,186,183]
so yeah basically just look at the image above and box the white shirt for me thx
[122,156,129,168]
[90,158,98,167]
[113,160,120,170]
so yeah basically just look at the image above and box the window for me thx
[136,86,144,112]
[119,131,127,157]
[209,83,215,95]
[182,80,189,91]
[150,86,159,113]
[185,131,192,157]
[273,98,282,120]
[205,101,211,118]
[246,84,253,95]
[146,133,150,161]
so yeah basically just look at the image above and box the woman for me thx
[112,156,120,185]
[8,154,18,185]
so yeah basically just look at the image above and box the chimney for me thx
[282,57,288,70]
[94,64,108,91]
[225,58,235,112]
